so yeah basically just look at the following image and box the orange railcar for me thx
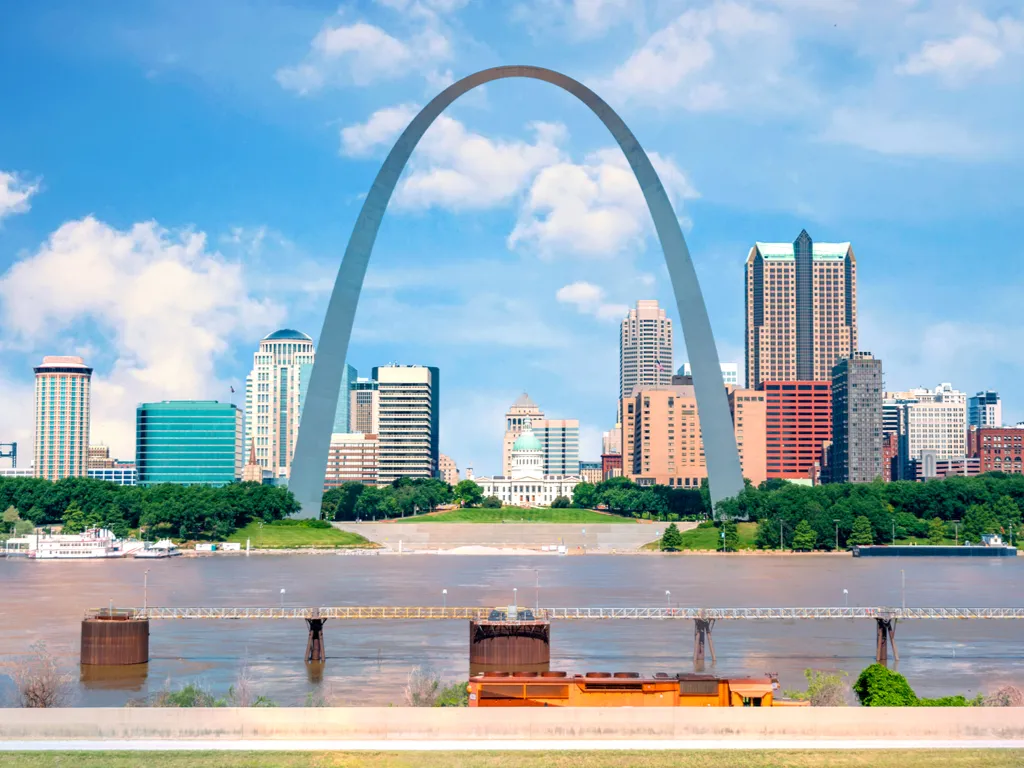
[468,671,808,707]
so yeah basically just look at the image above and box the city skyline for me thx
[1,1,1023,477]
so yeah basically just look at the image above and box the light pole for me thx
[442,588,447,610]
[843,588,848,608]
[891,521,896,544]
[280,588,286,610]
[954,521,960,546]
[258,521,264,549]
[535,570,539,614]
[665,589,671,610]
[833,519,840,551]
[513,588,518,610]
[900,570,905,611]
[144,569,150,612]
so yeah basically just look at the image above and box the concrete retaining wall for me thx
[2,707,1023,741]
[332,522,685,551]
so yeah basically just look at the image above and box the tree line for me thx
[320,477,487,521]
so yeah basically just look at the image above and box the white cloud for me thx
[276,16,452,93]
[572,0,632,36]
[0,171,40,222]
[509,148,698,257]
[393,118,567,210]
[0,217,284,457]
[555,281,628,321]
[340,103,420,156]
[601,1,789,110]
[897,12,1024,84]
[821,107,994,160]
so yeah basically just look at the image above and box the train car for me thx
[467,671,808,707]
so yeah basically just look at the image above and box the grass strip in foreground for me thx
[226,521,376,549]
[3,751,1022,768]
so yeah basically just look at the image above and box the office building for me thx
[372,364,439,484]
[33,355,92,481]
[87,466,138,486]
[601,453,623,480]
[324,432,379,488]
[762,381,832,480]
[533,419,580,476]
[620,300,673,400]
[913,453,980,481]
[579,461,602,484]
[602,425,621,456]
[503,394,545,476]
[882,432,898,483]
[245,329,314,479]
[350,378,380,434]
[968,426,1024,475]
[891,384,967,478]
[678,362,739,387]
[830,353,883,484]
[88,445,115,469]
[136,401,243,486]
[474,420,580,507]
[620,384,766,488]
[745,231,857,388]
[439,453,459,486]
[0,466,35,479]
[968,391,1002,430]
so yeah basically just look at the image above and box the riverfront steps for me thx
[4,707,1024,743]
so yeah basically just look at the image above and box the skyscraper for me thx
[762,380,832,480]
[350,377,380,434]
[533,419,580,475]
[968,391,1002,429]
[372,364,439,484]
[245,329,314,479]
[890,383,967,478]
[300,362,355,434]
[502,393,545,476]
[745,230,858,388]
[33,355,92,481]
[830,353,883,484]
[136,401,243,486]
[620,300,673,400]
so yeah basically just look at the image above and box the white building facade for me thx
[373,365,439,484]
[620,300,674,402]
[476,420,580,507]
[891,383,968,477]
[502,393,545,476]
[678,361,739,386]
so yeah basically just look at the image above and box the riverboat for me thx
[29,528,126,560]
[134,539,182,559]
[468,671,808,707]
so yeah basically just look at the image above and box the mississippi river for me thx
[1,553,1021,705]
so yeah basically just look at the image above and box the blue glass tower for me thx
[136,401,243,486]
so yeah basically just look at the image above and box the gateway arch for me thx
[290,65,744,517]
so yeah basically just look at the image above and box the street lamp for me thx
[442,588,447,610]
[535,569,539,614]
[280,588,286,610]
[513,587,518,610]
[833,520,840,551]
[665,589,671,610]
[900,570,906,611]
[144,569,150,612]
[258,521,264,549]
[843,588,849,608]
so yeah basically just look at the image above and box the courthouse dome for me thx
[262,329,313,342]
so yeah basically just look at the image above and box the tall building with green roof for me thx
[745,230,857,388]
[136,400,242,486]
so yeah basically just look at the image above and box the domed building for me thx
[476,419,580,507]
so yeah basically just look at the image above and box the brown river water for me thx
[1,553,1022,706]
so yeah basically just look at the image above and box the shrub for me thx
[551,496,571,509]
[853,664,917,706]
[481,496,502,509]
[11,642,73,708]
[984,685,1024,707]
[404,666,440,706]
[660,522,684,551]
[435,681,469,707]
[697,520,716,529]
[153,682,221,707]
[783,669,850,707]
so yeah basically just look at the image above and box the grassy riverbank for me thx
[394,508,636,524]
[225,521,376,549]
[644,521,758,551]
[4,751,1021,767]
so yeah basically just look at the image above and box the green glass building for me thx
[136,401,243,486]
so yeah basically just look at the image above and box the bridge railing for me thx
[101,606,1024,621]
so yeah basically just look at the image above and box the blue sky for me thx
[1,0,1022,475]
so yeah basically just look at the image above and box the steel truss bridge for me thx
[98,606,1024,621]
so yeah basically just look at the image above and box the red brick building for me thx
[601,453,623,480]
[968,426,1024,474]
[882,432,899,482]
[762,381,832,480]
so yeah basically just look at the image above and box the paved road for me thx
[2,739,1022,751]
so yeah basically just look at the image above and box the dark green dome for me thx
[262,329,312,342]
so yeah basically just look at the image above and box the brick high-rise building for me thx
[968,426,1024,475]
[620,300,673,400]
[762,381,832,480]
[745,230,857,388]
[324,432,379,489]
[620,384,766,488]
[34,355,92,481]
[830,353,883,483]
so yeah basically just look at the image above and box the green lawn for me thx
[3,751,1021,768]
[394,507,636,524]
[226,521,376,549]
[645,522,758,551]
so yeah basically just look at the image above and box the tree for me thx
[355,487,400,520]
[481,495,501,509]
[783,669,850,707]
[927,517,946,545]
[3,505,19,533]
[792,519,817,551]
[962,503,998,543]
[571,482,597,509]
[847,515,874,547]
[718,519,739,551]
[12,642,73,708]
[61,502,89,534]
[660,522,684,551]
[453,480,484,508]
[551,495,570,509]
[853,664,917,707]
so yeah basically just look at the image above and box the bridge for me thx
[83,605,1024,668]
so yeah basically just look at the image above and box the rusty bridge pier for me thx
[693,618,716,668]
[875,617,899,664]
[305,608,326,664]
